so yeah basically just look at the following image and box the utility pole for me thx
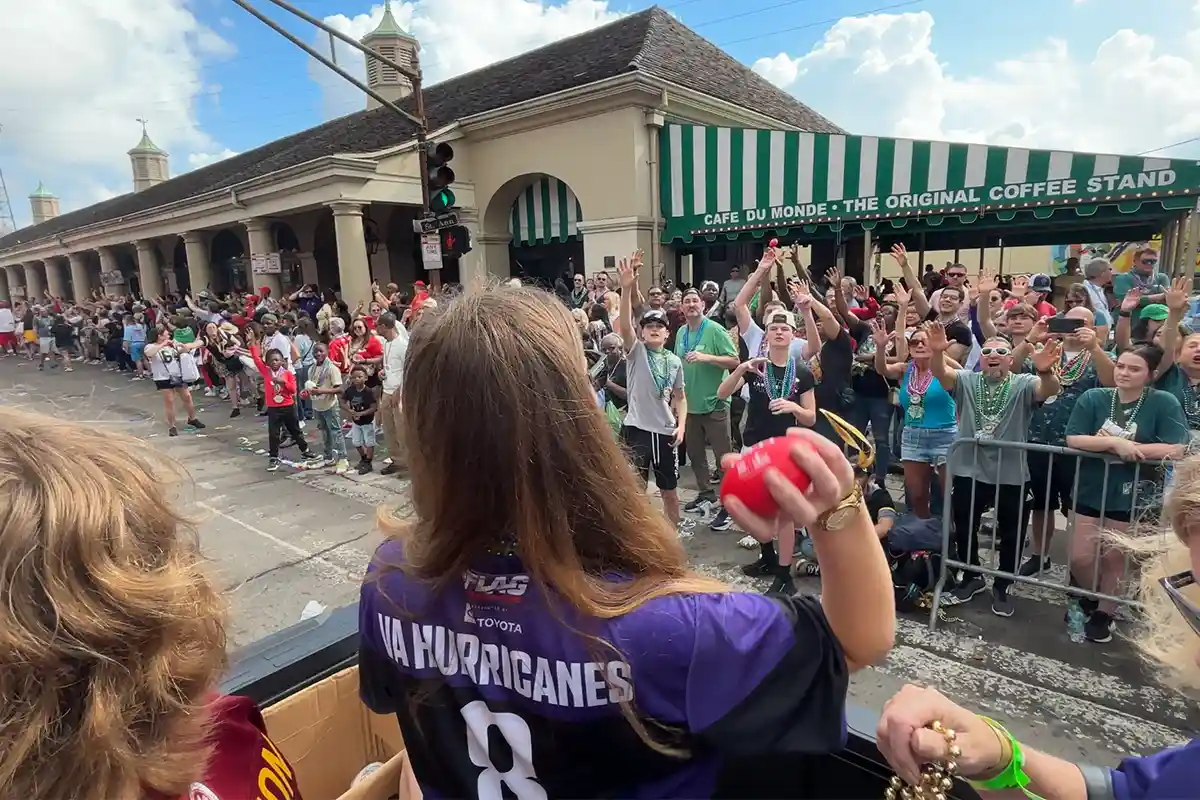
[228,0,444,284]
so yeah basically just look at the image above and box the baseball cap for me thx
[1141,304,1169,322]
[764,309,798,329]
[640,309,669,327]
[259,286,272,296]
[414,280,427,288]
[1030,274,1052,293]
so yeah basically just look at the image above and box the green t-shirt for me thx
[1065,387,1189,512]
[1111,270,1169,326]
[1154,364,1200,432]
[673,318,737,414]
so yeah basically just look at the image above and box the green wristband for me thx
[967,717,1045,799]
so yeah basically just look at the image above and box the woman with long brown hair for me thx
[356,282,895,798]
[0,408,300,800]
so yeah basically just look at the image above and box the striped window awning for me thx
[660,124,1200,242]
[510,176,583,246]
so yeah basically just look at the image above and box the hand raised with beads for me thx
[877,685,1004,786]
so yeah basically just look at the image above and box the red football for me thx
[720,436,812,518]
[768,237,779,248]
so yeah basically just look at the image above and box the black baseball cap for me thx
[640,309,669,327]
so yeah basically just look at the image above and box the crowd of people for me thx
[0,279,445,473]
[567,243,1196,645]
[1,270,1198,799]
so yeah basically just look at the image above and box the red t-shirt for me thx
[1003,296,1056,319]
[343,335,383,374]
[250,344,298,408]
[328,334,350,368]
[411,290,430,312]
[149,694,302,800]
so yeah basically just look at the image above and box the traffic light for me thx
[441,225,472,258]
[426,141,456,213]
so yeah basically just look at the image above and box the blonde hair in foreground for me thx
[0,408,227,800]
[1112,453,1200,692]
[379,282,727,750]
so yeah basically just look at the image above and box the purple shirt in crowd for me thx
[1113,738,1200,800]
[357,539,849,798]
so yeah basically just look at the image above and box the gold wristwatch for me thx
[816,483,864,531]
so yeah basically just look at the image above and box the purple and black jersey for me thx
[358,540,849,799]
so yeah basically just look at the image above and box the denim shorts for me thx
[901,425,956,466]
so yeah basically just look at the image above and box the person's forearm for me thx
[1035,371,1060,401]
[792,395,816,427]
[1138,443,1185,459]
[1065,435,1117,454]
[704,354,741,370]
[717,369,743,400]
[606,381,627,400]
[1090,344,1116,386]
[931,350,953,390]
[812,503,895,671]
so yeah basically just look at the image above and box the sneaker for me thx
[168,426,178,438]
[708,507,733,531]
[1018,555,1051,577]
[945,575,987,605]
[765,573,797,596]
[991,586,1015,617]
[357,460,373,475]
[63,367,74,372]
[267,458,280,472]
[323,457,336,468]
[684,492,716,516]
[303,454,323,469]
[380,462,405,476]
[676,519,695,540]
[797,561,821,577]
[1085,610,1115,643]
[230,408,241,418]
[334,458,350,475]
[203,387,216,397]
[186,418,205,430]
[741,557,774,577]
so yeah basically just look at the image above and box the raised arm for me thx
[890,244,931,318]
[616,252,639,351]
[1156,276,1191,378]
[871,320,906,379]
[734,250,777,333]
[1029,340,1062,402]
[927,322,957,392]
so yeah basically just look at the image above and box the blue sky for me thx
[1,0,1195,228]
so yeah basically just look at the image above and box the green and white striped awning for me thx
[660,124,1200,242]
[510,176,583,246]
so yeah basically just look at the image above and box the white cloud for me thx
[187,149,240,170]
[753,10,1200,158]
[0,0,235,226]
[308,0,625,119]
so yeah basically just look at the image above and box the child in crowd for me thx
[341,364,378,474]
[247,342,319,472]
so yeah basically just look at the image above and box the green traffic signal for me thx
[430,187,455,213]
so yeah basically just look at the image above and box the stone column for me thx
[44,257,68,300]
[134,240,164,300]
[182,232,212,293]
[68,252,93,304]
[328,202,372,308]
[3,266,21,302]
[0,266,9,304]
[23,263,45,302]
[98,247,125,297]
[242,218,281,296]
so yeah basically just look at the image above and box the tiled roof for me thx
[0,6,841,253]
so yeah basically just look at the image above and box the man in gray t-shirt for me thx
[930,326,1060,611]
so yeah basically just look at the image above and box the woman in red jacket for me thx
[0,408,303,800]
[248,342,321,471]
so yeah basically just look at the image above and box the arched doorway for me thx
[172,239,190,294]
[505,175,584,288]
[312,214,341,291]
[210,229,246,294]
[272,222,303,288]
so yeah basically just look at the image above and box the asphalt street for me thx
[1,356,1195,767]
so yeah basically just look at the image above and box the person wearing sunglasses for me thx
[1113,246,1170,327]
[929,324,1062,615]
[876,453,1200,800]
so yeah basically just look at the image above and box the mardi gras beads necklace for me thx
[765,358,797,400]
[647,347,673,399]
[1108,387,1147,433]
[905,362,935,422]
[974,373,1012,437]
[1057,349,1091,386]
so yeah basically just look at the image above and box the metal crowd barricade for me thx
[927,437,1173,630]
